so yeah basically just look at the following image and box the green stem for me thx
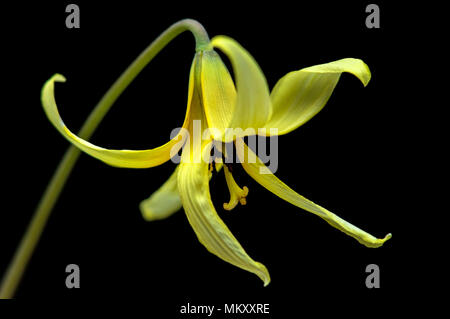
[0,19,209,299]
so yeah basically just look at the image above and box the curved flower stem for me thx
[0,19,209,298]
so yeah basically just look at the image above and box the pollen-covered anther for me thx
[223,165,249,211]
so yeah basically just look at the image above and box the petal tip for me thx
[255,262,271,287]
[139,200,154,221]
[366,232,392,248]
[362,62,371,87]
[380,232,392,244]
[51,73,67,83]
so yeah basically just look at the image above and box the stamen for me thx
[223,165,249,211]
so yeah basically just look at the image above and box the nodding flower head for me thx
[41,20,390,286]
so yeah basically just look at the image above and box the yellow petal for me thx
[41,63,196,168]
[264,58,371,135]
[235,138,391,248]
[223,165,249,211]
[140,161,223,221]
[178,142,270,285]
[211,36,272,141]
[201,50,237,140]
[140,167,182,221]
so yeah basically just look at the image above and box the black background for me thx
[1,0,413,312]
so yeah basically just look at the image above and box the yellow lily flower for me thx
[41,30,391,286]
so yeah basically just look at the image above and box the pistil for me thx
[223,165,249,211]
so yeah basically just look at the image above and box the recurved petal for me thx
[211,36,272,142]
[41,73,192,168]
[235,138,391,248]
[264,58,371,135]
[177,144,270,285]
[140,166,182,221]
